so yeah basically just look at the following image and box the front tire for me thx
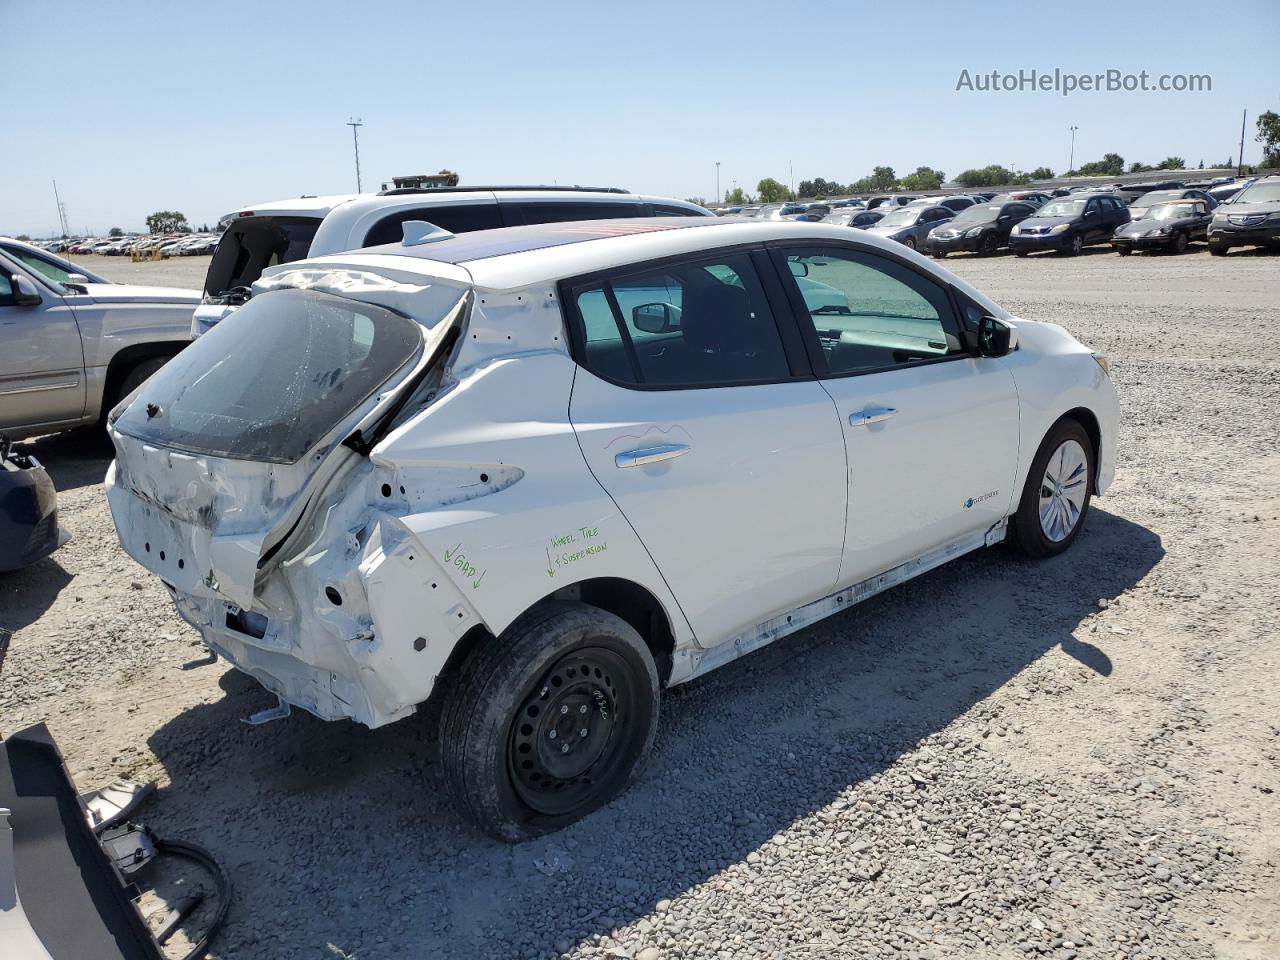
[1209,244,1227,256]
[903,236,918,251]
[1009,418,1095,559]
[1060,233,1084,256]
[979,233,999,256]
[439,602,659,841]
[1171,231,1189,254]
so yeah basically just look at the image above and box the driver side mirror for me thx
[632,302,680,334]
[976,315,1014,357]
[12,274,42,307]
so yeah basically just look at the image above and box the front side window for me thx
[780,248,963,375]
[570,253,789,388]
[5,248,78,286]
[113,289,426,463]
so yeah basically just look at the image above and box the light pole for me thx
[1068,125,1078,174]
[346,118,364,193]
[715,161,721,203]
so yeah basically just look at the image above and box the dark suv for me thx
[926,201,1038,257]
[1009,194,1130,256]
[1207,177,1280,255]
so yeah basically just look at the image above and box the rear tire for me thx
[1009,418,1095,559]
[439,601,659,841]
[1014,249,1029,258]
[1116,247,1132,256]
[1209,245,1227,256]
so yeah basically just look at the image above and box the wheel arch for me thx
[431,577,678,701]
[101,341,185,414]
[1058,406,1102,492]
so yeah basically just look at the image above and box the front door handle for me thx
[615,443,690,468]
[849,406,898,427]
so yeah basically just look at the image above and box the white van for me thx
[192,186,711,336]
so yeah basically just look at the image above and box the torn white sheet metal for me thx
[253,267,465,324]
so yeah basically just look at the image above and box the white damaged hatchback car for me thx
[106,217,1117,839]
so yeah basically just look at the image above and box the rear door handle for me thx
[615,443,690,468]
[849,406,898,427]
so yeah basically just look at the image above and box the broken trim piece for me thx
[681,521,1006,683]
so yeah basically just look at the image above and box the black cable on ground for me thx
[152,838,232,960]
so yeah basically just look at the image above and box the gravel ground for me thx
[2,245,1278,960]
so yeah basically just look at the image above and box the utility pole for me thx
[789,160,794,199]
[1068,125,1078,174]
[52,180,69,237]
[1238,109,1247,176]
[715,161,721,203]
[346,118,364,193]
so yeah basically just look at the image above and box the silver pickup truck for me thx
[0,239,198,440]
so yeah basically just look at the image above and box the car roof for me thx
[288,219,1004,318]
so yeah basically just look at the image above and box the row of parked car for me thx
[711,175,1279,258]
[36,233,222,258]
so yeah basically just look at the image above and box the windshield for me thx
[1132,191,1180,208]
[202,216,321,296]
[1034,200,1086,218]
[113,289,424,463]
[1233,182,1280,204]
[877,208,919,228]
[1149,203,1195,221]
[950,204,1001,225]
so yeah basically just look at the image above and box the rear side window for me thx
[113,289,425,463]
[362,203,503,246]
[569,253,790,388]
[508,201,645,225]
[652,204,706,217]
[204,217,320,296]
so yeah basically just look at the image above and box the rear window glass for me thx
[362,203,504,246]
[114,289,423,463]
[203,217,320,296]
[507,201,645,224]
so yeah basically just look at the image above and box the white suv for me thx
[192,186,711,336]
[107,217,1118,839]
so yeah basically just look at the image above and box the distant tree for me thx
[1075,153,1125,177]
[899,166,945,191]
[109,226,123,237]
[1256,110,1280,167]
[16,234,31,241]
[145,210,190,234]
[686,196,708,207]
[1128,161,1154,174]
[725,187,746,205]
[1159,156,1186,170]
[757,178,792,202]
[955,165,1014,188]
[869,166,897,191]
[1197,159,1205,169]
[1028,166,1054,180]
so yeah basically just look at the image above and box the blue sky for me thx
[5,0,1278,236]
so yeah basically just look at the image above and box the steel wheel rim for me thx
[1038,439,1088,542]
[507,647,633,816]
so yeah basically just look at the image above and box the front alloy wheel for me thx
[904,236,918,250]
[1038,438,1089,542]
[1010,418,1095,558]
